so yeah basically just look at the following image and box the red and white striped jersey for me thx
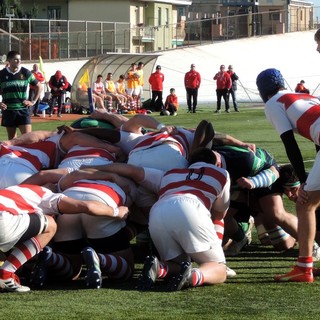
[0,133,61,171]
[265,91,320,144]
[142,162,230,211]
[63,179,130,207]
[60,145,116,164]
[129,127,194,160]
[0,184,63,216]
[93,81,105,94]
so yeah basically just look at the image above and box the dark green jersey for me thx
[0,67,38,110]
[212,145,278,184]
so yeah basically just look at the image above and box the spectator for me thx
[0,50,42,140]
[29,64,45,117]
[227,65,239,112]
[295,80,310,94]
[49,70,69,118]
[92,74,112,109]
[213,65,232,113]
[149,65,164,111]
[125,63,140,110]
[77,82,105,110]
[136,62,145,108]
[105,72,126,110]
[162,88,178,116]
[115,74,133,110]
[184,63,201,113]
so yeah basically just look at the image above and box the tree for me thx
[0,0,38,32]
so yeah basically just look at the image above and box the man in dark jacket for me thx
[49,70,69,117]
[227,65,239,112]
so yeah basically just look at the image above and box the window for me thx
[48,7,61,20]
[165,8,169,25]
[158,8,162,26]
[269,9,280,21]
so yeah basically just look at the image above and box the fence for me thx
[0,7,317,61]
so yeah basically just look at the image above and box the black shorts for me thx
[1,108,31,127]
[53,227,130,255]
[87,227,131,253]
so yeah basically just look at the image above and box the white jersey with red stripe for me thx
[0,184,64,216]
[55,179,137,242]
[0,133,61,171]
[59,145,116,169]
[129,127,194,159]
[142,162,230,212]
[93,82,105,94]
[63,179,130,207]
[0,184,64,252]
[265,90,320,144]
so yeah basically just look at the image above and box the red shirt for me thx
[184,70,201,89]
[295,83,309,94]
[30,71,44,90]
[149,71,164,91]
[213,71,232,90]
[165,94,178,109]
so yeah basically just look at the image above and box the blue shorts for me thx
[1,108,31,127]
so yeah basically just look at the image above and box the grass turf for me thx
[1,104,319,320]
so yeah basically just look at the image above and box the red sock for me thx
[297,256,313,272]
[157,261,168,279]
[213,219,224,244]
[0,237,41,275]
[191,268,204,287]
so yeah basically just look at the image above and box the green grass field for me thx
[1,105,320,320]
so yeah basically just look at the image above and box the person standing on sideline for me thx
[149,65,164,111]
[29,64,45,117]
[213,65,232,113]
[136,62,144,108]
[227,65,239,112]
[184,63,201,113]
[0,51,42,140]
[48,70,69,118]
[126,63,140,110]
[256,66,320,283]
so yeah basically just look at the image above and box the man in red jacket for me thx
[213,65,232,113]
[184,64,201,113]
[148,65,164,111]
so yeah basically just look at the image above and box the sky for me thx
[314,2,320,21]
